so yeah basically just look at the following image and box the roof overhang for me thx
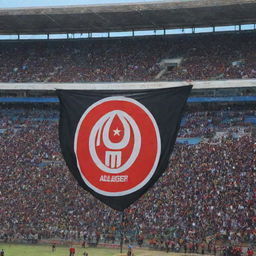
[0,0,256,35]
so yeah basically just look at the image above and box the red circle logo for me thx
[74,97,161,196]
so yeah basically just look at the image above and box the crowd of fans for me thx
[0,103,255,252]
[0,32,256,83]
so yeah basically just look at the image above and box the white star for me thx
[113,128,121,136]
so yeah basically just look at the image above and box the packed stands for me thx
[1,32,256,83]
[1,1,256,255]
[0,103,255,250]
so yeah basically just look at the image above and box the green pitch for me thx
[0,244,119,256]
[0,243,184,256]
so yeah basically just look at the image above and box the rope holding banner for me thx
[120,211,125,254]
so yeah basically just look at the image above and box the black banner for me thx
[58,86,192,211]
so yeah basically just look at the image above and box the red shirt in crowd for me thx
[70,247,75,254]
[248,249,254,256]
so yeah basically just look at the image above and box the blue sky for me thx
[0,0,163,8]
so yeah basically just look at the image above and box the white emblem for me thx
[89,110,141,174]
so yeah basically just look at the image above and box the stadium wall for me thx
[0,96,256,103]
[0,79,256,90]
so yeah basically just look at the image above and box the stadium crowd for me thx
[0,32,256,83]
[0,104,255,253]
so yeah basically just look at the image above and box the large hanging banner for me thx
[57,85,192,211]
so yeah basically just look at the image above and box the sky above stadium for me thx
[0,0,165,8]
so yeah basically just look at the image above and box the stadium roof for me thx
[0,0,256,35]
